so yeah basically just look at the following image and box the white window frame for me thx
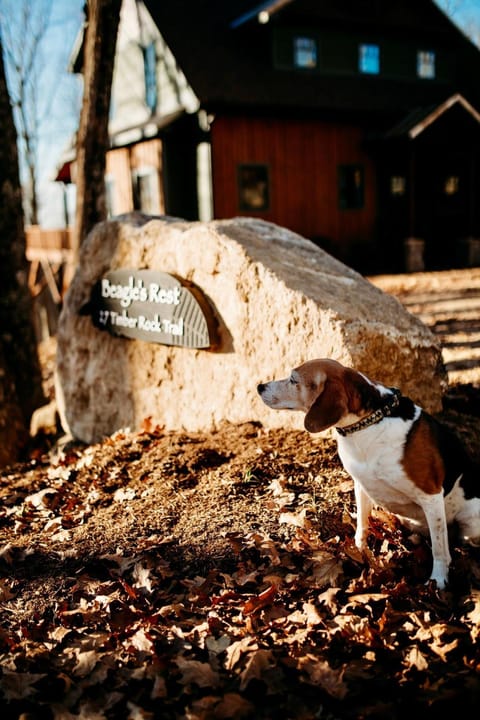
[294,36,317,69]
[417,50,435,79]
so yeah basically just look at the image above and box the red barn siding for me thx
[210,115,377,261]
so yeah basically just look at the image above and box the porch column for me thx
[408,145,415,237]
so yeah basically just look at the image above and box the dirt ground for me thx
[1,269,480,719]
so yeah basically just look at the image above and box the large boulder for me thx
[56,214,446,443]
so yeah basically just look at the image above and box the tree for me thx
[73,0,122,262]
[0,0,53,226]
[0,0,83,227]
[0,32,45,466]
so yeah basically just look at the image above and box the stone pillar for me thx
[404,237,425,273]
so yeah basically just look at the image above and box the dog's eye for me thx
[289,376,298,385]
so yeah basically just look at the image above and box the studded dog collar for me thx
[336,388,402,437]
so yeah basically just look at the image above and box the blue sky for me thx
[1,0,84,225]
[441,0,480,43]
[2,0,480,227]
[32,0,85,225]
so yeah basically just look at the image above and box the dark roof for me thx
[143,0,480,122]
[230,0,295,28]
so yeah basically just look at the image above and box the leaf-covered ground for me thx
[1,269,480,719]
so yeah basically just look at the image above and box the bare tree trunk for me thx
[73,0,121,263]
[0,34,45,466]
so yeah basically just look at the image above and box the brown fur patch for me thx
[402,416,445,494]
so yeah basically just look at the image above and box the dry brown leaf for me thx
[132,562,153,593]
[413,622,463,661]
[317,586,341,613]
[25,487,58,508]
[224,637,258,671]
[72,649,99,677]
[206,634,232,655]
[297,654,348,699]
[176,657,220,688]
[126,701,155,719]
[310,553,343,588]
[127,627,154,653]
[239,648,275,690]
[0,578,16,601]
[347,592,389,605]
[71,701,108,720]
[403,646,429,671]
[0,670,47,701]
[151,674,167,699]
[302,601,324,626]
[464,590,480,642]
[279,508,310,529]
[212,693,255,719]
[333,613,376,643]
[243,584,277,615]
[0,542,15,565]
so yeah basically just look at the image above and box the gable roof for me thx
[143,0,480,121]
[386,92,480,139]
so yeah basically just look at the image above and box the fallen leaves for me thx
[0,422,479,718]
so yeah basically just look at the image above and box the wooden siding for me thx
[130,138,162,171]
[106,139,165,216]
[106,148,134,215]
[210,116,377,262]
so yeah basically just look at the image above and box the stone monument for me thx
[56,214,446,443]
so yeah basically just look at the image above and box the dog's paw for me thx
[428,573,448,591]
[354,534,368,552]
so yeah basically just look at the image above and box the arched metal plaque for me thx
[83,269,216,349]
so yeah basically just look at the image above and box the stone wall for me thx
[56,214,446,443]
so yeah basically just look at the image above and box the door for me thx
[416,151,471,269]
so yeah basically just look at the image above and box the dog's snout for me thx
[257,382,267,395]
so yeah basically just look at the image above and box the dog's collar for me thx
[336,388,402,437]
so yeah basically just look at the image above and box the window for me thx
[132,167,161,214]
[105,175,116,218]
[143,42,158,112]
[338,165,364,209]
[390,176,406,196]
[359,44,380,74]
[238,164,270,211]
[294,36,317,68]
[444,176,459,195]
[417,50,435,79]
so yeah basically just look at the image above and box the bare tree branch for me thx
[0,0,63,224]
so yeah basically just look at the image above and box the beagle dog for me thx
[257,358,480,589]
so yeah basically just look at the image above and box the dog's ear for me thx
[304,379,347,433]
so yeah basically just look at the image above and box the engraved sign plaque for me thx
[84,269,216,348]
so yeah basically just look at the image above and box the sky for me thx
[38,0,85,226]
[442,0,480,43]
[2,0,480,228]
[1,0,85,226]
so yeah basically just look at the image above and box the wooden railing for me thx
[25,226,73,261]
[25,226,74,339]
